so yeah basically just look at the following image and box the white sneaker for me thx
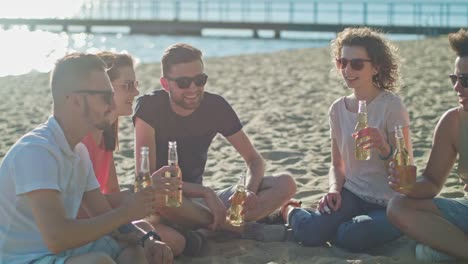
[415,243,455,262]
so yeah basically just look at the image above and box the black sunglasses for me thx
[449,74,468,88]
[113,80,139,92]
[74,89,114,105]
[165,73,208,89]
[336,58,372,71]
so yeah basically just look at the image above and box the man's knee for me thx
[273,173,297,197]
[386,194,408,228]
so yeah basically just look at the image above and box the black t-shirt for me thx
[133,90,243,184]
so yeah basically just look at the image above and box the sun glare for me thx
[0,27,70,76]
[0,0,85,18]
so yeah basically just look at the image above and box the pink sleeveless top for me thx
[81,134,113,194]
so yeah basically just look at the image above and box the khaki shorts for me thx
[192,185,237,208]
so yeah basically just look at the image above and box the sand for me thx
[1,35,466,263]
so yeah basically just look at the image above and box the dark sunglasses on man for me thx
[449,74,468,88]
[336,58,372,71]
[165,73,208,89]
[73,90,114,105]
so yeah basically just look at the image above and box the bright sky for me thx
[0,0,85,18]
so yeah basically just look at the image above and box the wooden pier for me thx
[0,0,466,38]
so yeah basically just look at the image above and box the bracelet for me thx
[139,230,161,247]
[378,144,393,161]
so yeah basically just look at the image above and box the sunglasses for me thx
[113,80,139,92]
[336,58,372,71]
[74,89,114,105]
[449,74,468,88]
[165,73,208,89]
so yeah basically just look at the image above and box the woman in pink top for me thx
[81,51,186,256]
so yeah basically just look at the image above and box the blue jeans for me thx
[289,188,402,252]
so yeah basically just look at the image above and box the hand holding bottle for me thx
[354,100,371,160]
[122,187,156,221]
[388,162,416,194]
[241,190,258,214]
[165,141,182,207]
[151,166,182,194]
[352,127,390,156]
[389,125,416,191]
[150,166,182,209]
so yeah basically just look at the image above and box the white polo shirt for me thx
[0,116,99,264]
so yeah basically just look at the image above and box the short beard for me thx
[83,96,112,131]
[172,92,204,110]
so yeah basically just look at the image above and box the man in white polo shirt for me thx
[0,53,172,264]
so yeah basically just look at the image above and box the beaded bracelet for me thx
[378,144,393,161]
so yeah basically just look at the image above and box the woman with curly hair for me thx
[282,27,412,252]
[387,28,468,262]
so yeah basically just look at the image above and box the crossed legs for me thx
[155,173,296,232]
[387,194,468,260]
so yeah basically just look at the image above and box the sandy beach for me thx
[0,35,466,264]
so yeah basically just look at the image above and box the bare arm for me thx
[135,117,157,175]
[104,154,127,208]
[329,138,346,192]
[318,138,346,213]
[26,188,150,254]
[405,109,458,198]
[225,130,265,194]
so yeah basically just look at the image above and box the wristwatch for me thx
[139,230,162,247]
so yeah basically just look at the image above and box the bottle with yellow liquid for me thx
[393,125,415,190]
[164,141,182,207]
[226,168,248,227]
[134,146,152,192]
[355,100,371,160]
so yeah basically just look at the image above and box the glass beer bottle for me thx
[164,141,182,207]
[226,168,248,227]
[134,146,152,192]
[393,125,414,190]
[355,100,371,160]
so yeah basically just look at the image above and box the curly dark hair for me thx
[448,28,468,57]
[331,27,401,91]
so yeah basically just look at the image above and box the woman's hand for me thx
[317,191,341,214]
[353,127,391,157]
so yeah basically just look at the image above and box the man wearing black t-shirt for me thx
[133,43,296,237]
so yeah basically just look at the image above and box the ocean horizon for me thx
[1,0,465,77]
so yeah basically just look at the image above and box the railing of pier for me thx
[77,0,468,28]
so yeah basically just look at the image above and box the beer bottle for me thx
[226,168,248,226]
[355,100,371,160]
[393,125,414,190]
[134,146,152,192]
[164,141,182,207]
